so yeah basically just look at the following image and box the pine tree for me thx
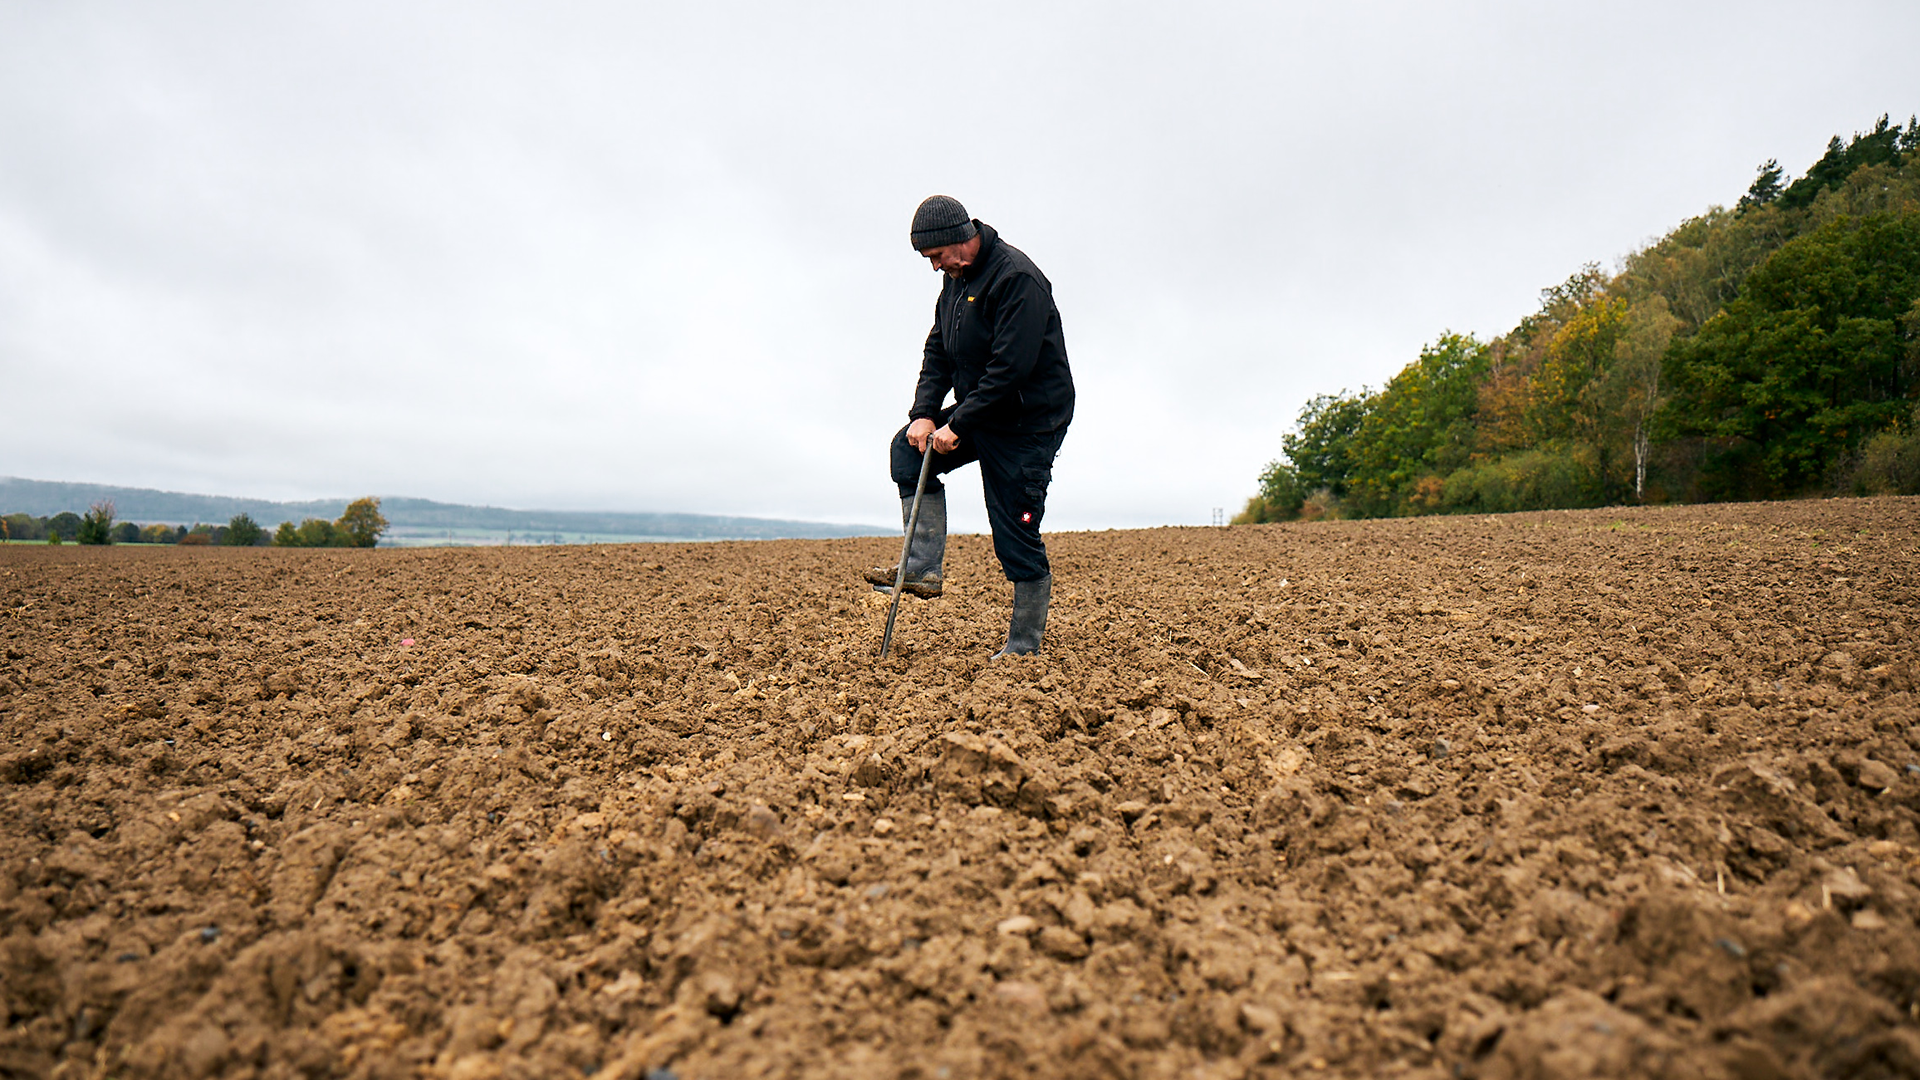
[1738,159,1785,211]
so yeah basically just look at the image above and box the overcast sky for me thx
[4,2,1916,533]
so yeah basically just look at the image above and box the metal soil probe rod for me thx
[880,441,936,659]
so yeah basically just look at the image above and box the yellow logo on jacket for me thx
[967,296,975,302]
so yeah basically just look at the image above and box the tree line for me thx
[1241,114,1920,523]
[1,498,389,548]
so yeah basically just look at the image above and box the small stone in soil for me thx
[997,915,1038,936]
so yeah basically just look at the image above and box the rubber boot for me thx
[991,575,1052,659]
[865,491,946,597]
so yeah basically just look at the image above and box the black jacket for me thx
[910,221,1075,437]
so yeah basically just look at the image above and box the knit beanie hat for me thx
[910,195,977,251]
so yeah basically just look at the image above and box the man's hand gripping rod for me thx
[879,441,936,659]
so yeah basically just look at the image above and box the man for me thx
[866,195,1075,659]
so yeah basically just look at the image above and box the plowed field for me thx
[4,498,1919,1080]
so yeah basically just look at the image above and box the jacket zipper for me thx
[948,280,968,341]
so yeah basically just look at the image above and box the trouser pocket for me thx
[1018,463,1052,525]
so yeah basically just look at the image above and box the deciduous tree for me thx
[293,519,337,547]
[335,498,388,548]
[1603,297,1682,500]
[1527,296,1627,448]
[224,513,264,547]
[1280,393,1369,497]
[1345,333,1490,515]
[1233,462,1306,523]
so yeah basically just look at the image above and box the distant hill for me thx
[0,477,893,545]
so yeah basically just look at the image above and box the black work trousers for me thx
[890,412,1067,583]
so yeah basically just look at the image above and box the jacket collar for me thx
[963,220,998,282]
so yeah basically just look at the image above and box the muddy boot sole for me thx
[864,566,943,598]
